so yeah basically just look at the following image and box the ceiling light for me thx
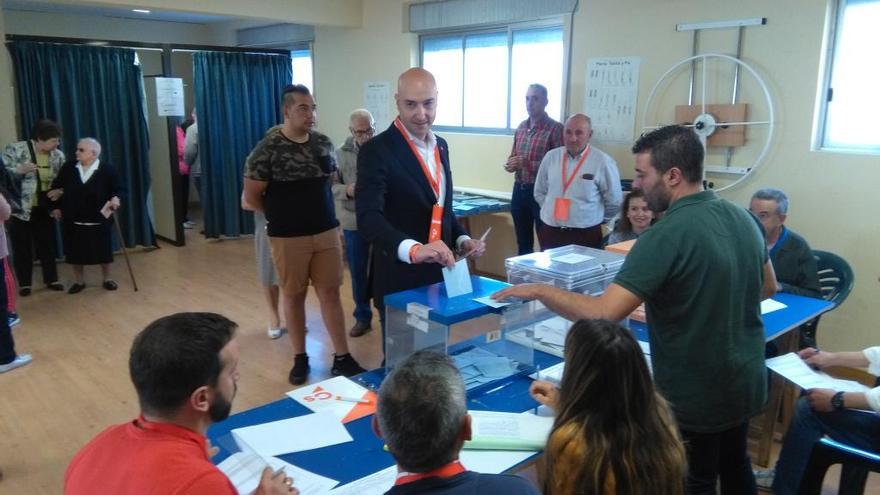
[132,9,151,14]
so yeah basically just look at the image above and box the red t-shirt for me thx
[65,416,237,495]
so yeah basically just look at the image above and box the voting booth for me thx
[383,275,535,390]
[504,245,626,357]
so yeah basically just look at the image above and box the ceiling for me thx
[3,0,237,24]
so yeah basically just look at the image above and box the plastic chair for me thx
[814,250,854,305]
[797,437,880,495]
[800,250,854,346]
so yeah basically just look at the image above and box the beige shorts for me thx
[269,227,344,295]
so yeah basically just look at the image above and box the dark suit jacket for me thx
[356,123,467,302]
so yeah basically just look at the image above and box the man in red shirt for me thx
[64,312,296,495]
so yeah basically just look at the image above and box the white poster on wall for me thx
[585,57,640,143]
[364,81,391,131]
[154,77,185,117]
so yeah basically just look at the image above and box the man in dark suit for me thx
[356,68,486,348]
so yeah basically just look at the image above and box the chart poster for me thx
[585,57,640,143]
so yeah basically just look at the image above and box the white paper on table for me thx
[231,411,353,457]
[473,296,511,308]
[465,410,553,450]
[761,298,788,315]
[552,253,594,264]
[533,316,570,347]
[442,258,473,297]
[217,452,339,495]
[327,465,397,495]
[455,204,477,211]
[459,449,536,474]
[285,376,374,422]
[766,353,870,393]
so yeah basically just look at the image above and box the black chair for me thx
[797,437,880,494]
[800,250,854,347]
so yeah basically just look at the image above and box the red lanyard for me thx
[560,144,591,197]
[395,118,442,203]
[395,460,466,486]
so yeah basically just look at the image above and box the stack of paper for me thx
[533,317,570,347]
[217,452,339,495]
[464,410,554,451]
[286,376,377,423]
[326,465,397,495]
[453,347,518,388]
[231,411,354,457]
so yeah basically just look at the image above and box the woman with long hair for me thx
[531,319,686,495]
[607,189,653,245]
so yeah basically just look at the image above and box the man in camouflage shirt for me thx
[244,84,365,385]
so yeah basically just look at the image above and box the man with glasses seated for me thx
[333,109,376,338]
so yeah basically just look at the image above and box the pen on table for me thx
[483,381,512,394]
[335,395,372,404]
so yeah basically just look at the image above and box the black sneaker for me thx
[288,354,310,385]
[331,353,366,377]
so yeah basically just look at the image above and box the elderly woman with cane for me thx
[48,138,123,294]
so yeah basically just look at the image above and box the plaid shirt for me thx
[510,114,564,184]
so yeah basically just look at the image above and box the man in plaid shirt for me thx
[505,84,564,255]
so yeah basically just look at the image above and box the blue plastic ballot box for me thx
[383,275,535,389]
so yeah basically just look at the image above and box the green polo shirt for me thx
[614,190,768,433]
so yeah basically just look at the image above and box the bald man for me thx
[533,114,622,249]
[356,68,485,356]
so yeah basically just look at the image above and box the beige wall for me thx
[311,0,878,352]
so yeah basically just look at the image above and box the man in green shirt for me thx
[494,125,776,495]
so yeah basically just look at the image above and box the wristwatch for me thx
[831,391,846,411]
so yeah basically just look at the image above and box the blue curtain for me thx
[193,51,291,238]
[6,41,155,248]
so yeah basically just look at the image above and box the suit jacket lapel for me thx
[388,123,438,206]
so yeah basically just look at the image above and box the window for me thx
[421,25,565,132]
[291,48,313,92]
[818,0,880,152]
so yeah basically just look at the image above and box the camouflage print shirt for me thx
[244,130,339,237]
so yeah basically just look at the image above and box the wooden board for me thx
[674,103,747,147]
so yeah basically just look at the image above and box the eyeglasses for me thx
[351,129,374,137]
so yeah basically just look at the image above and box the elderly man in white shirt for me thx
[533,113,622,250]
[756,346,880,494]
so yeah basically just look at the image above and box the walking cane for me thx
[112,212,139,291]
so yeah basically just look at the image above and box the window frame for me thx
[419,17,571,136]
[289,42,315,95]
[815,0,880,154]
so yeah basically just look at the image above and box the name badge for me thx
[429,204,443,243]
[553,197,571,222]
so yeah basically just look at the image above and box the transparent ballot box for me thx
[504,245,626,356]
[383,275,534,390]
[505,244,625,295]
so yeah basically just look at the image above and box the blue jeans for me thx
[772,397,880,495]
[343,229,372,323]
[511,182,543,255]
